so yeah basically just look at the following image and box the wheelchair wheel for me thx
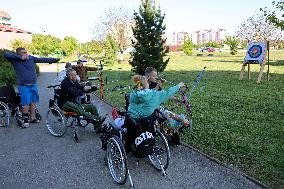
[107,135,128,185]
[46,106,66,136]
[149,130,170,172]
[0,101,10,127]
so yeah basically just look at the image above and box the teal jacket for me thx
[128,85,179,118]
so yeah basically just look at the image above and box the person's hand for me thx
[49,58,60,64]
[84,86,92,91]
[21,53,29,60]
[178,82,185,88]
[154,83,161,90]
[90,86,98,92]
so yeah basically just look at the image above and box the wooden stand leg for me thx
[257,64,265,83]
[239,64,246,80]
[248,63,251,79]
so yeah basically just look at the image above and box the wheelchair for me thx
[0,85,41,127]
[46,84,100,142]
[100,95,170,187]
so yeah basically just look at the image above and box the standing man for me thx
[72,60,99,82]
[4,47,60,128]
[72,60,100,103]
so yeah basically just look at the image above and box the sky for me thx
[1,0,273,42]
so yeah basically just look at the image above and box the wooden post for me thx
[99,72,104,100]
[256,44,267,83]
[248,63,251,79]
[239,63,246,80]
[267,41,270,81]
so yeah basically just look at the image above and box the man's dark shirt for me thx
[61,77,84,104]
[149,81,162,91]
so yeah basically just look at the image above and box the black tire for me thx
[149,130,170,171]
[0,101,10,127]
[107,135,128,185]
[46,106,66,137]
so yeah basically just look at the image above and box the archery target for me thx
[248,45,262,59]
[244,42,266,64]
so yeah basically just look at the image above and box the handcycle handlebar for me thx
[47,84,61,89]
[87,77,100,81]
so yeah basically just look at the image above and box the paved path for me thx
[0,65,265,189]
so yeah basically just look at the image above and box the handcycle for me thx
[100,94,170,187]
[45,84,102,142]
[156,67,206,144]
[0,85,41,127]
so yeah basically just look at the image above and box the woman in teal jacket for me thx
[128,75,185,119]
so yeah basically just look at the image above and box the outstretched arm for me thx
[32,56,60,64]
[4,52,23,61]
[85,66,98,71]
[154,82,185,105]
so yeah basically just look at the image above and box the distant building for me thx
[191,28,227,44]
[0,10,32,49]
[164,29,228,52]
[164,32,189,52]
[166,31,189,46]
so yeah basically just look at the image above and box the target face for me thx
[248,45,262,59]
[244,42,266,64]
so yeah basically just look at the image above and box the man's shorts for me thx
[18,84,39,106]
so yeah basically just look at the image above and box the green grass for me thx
[89,51,284,189]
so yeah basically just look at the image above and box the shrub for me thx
[224,36,240,55]
[0,49,16,85]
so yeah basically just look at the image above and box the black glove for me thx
[90,86,98,92]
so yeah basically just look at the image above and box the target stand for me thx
[239,42,269,83]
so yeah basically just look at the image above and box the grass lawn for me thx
[89,51,284,188]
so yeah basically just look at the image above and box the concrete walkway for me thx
[0,64,266,189]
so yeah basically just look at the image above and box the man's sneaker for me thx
[17,116,29,128]
[30,119,40,123]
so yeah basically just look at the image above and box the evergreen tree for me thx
[182,38,193,56]
[130,0,169,74]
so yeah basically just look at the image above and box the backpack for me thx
[133,131,155,158]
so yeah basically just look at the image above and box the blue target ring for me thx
[248,45,262,59]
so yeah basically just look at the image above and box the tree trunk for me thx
[118,51,124,63]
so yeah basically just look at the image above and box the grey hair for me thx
[66,69,76,77]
